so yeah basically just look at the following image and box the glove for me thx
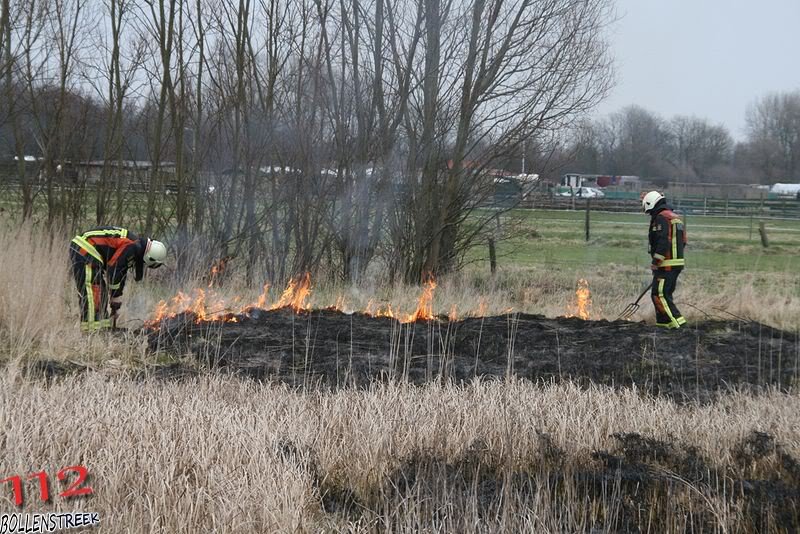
[650,260,662,271]
[110,298,122,315]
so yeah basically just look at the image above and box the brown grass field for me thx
[1,226,799,532]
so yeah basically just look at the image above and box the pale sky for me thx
[595,0,800,140]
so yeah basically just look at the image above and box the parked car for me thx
[558,186,605,199]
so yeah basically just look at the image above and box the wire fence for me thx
[519,195,800,219]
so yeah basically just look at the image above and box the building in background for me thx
[769,183,800,198]
[562,173,640,190]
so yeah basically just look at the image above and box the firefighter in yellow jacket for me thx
[642,191,687,329]
[69,227,167,331]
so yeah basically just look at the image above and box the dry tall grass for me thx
[0,371,798,532]
[0,227,69,352]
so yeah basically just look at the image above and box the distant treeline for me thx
[546,95,800,187]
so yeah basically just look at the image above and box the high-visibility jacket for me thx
[70,226,145,298]
[648,206,686,271]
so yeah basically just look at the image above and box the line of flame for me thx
[147,274,439,327]
[150,275,595,327]
[147,274,311,327]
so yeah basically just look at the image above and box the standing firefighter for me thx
[69,227,166,331]
[642,191,687,329]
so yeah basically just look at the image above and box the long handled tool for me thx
[618,282,653,320]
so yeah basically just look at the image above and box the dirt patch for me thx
[277,430,799,532]
[22,359,90,381]
[147,309,800,400]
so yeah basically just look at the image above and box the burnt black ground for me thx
[147,308,800,400]
[279,429,800,532]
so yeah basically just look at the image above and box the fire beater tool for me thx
[619,282,653,320]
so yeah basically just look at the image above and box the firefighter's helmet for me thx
[144,239,167,268]
[642,191,665,213]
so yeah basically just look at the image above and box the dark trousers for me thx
[651,269,686,329]
[70,249,110,331]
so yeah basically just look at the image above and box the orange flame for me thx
[448,304,458,321]
[147,274,467,328]
[376,304,395,318]
[270,273,312,312]
[148,289,220,325]
[255,284,270,309]
[151,300,169,324]
[207,257,231,288]
[334,295,347,311]
[406,278,437,322]
[476,298,487,317]
[324,295,348,312]
[190,288,207,320]
[566,278,592,320]
[146,274,311,327]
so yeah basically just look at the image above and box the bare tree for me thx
[397,0,614,280]
[90,0,145,225]
[594,106,672,179]
[745,91,800,182]
[187,0,206,235]
[1,0,34,219]
[19,0,94,226]
[0,0,9,88]
[138,0,178,236]
[668,115,732,181]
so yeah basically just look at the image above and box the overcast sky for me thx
[594,0,800,140]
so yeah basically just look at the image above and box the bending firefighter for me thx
[642,191,687,329]
[69,227,166,331]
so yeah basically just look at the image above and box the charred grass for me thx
[148,309,800,403]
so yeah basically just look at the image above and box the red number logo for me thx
[28,471,50,502]
[57,465,93,499]
[1,475,23,506]
[1,466,92,506]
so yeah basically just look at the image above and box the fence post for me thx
[488,212,501,275]
[703,197,707,216]
[488,237,497,275]
[758,221,769,248]
[749,210,753,241]
[585,199,591,241]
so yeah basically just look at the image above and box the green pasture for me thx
[2,182,799,277]
[480,209,800,275]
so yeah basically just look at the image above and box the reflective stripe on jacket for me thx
[649,207,687,271]
[70,226,146,298]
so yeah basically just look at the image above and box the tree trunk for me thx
[412,0,441,282]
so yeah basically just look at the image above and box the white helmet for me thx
[144,239,167,268]
[642,191,665,213]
